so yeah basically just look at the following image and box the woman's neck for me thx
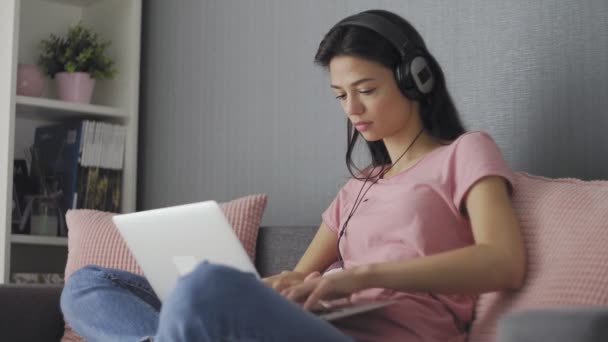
[382,131,443,178]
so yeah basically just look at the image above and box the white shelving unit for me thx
[11,234,68,247]
[0,0,142,284]
[16,95,128,120]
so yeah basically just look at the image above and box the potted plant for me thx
[38,22,117,104]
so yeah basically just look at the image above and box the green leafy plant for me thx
[38,22,117,80]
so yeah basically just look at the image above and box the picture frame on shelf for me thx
[12,159,32,234]
[13,159,31,211]
[11,185,21,227]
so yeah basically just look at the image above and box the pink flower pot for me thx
[16,64,45,97]
[56,72,96,104]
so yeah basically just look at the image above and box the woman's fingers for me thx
[303,280,331,310]
[261,270,289,284]
[279,271,354,307]
[283,277,335,306]
[273,271,321,299]
[304,271,321,281]
[282,280,316,302]
[288,276,354,308]
[261,271,305,292]
[273,278,300,292]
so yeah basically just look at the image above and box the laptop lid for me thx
[113,200,259,302]
[114,200,397,320]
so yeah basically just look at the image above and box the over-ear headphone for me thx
[334,12,435,101]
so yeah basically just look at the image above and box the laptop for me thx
[113,200,397,321]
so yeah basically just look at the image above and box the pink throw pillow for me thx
[468,172,608,342]
[61,194,267,342]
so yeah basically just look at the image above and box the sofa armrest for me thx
[497,306,608,342]
[0,284,64,342]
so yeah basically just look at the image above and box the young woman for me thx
[61,9,525,342]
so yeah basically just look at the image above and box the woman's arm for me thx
[284,176,527,308]
[293,222,340,274]
[359,176,526,293]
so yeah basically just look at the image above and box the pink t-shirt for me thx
[321,131,515,342]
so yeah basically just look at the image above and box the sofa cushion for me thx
[496,306,608,342]
[469,172,608,341]
[61,194,267,342]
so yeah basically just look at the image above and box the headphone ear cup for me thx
[409,55,434,95]
[395,59,423,100]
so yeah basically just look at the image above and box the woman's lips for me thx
[354,122,372,132]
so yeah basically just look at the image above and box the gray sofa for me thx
[0,226,316,342]
[1,226,607,342]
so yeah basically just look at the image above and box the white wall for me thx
[139,0,608,226]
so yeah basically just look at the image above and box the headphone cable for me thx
[336,127,425,265]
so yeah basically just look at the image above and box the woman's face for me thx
[329,55,415,142]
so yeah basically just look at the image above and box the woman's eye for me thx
[334,89,374,100]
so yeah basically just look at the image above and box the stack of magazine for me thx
[32,120,126,236]
[75,121,126,213]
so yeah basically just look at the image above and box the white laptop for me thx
[113,200,397,321]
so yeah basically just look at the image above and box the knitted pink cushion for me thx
[61,194,267,342]
[468,172,608,342]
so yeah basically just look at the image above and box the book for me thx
[33,122,84,235]
[75,121,125,213]
[32,120,126,235]
[11,272,64,285]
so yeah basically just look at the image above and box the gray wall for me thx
[139,0,608,226]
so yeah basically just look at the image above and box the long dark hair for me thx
[314,9,466,179]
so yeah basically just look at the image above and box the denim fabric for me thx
[61,265,160,341]
[61,263,354,342]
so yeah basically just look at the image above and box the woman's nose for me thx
[344,96,364,116]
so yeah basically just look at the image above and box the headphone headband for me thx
[336,13,411,57]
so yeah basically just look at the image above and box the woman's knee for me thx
[61,265,108,315]
[188,263,255,296]
[68,264,106,281]
[193,262,254,281]
[166,263,257,313]
[158,263,258,339]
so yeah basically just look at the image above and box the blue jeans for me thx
[61,262,354,342]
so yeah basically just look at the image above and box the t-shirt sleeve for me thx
[321,183,350,235]
[452,131,515,215]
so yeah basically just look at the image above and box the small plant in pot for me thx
[38,22,117,104]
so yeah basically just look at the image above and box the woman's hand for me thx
[262,270,321,292]
[281,267,368,310]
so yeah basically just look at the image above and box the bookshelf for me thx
[16,95,128,120]
[12,234,68,247]
[0,0,141,283]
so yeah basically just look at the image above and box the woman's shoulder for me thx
[446,130,508,167]
[441,130,499,154]
[450,130,496,146]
